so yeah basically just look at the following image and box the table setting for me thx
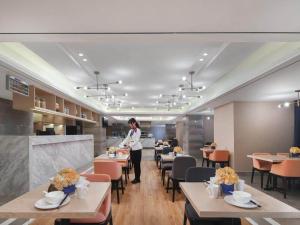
[34,168,90,210]
[205,167,261,209]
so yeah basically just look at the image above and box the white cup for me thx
[209,177,216,185]
[207,184,219,199]
[236,179,245,191]
[44,191,64,205]
[76,184,89,199]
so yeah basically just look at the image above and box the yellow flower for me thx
[109,146,118,153]
[52,168,79,190]
[173,146,183,153]
[215,167,239,185]
[290,147,300,154]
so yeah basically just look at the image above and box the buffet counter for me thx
[0,135,94,196]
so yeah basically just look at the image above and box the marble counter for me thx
[0,135,94,197]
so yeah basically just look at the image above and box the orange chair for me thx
[94,160,123,203]
[116,149,130,184]
[208,150,230,168]
[69,174,113,225]
[251,153,272,189]
[269,160,300,198]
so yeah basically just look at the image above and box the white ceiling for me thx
[0,38,300,119]
[1,0,300,33]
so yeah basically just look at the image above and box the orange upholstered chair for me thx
[69,174,113,225]
[269,160,300,198]
[208,150,230,168]
[94,160,123,203]
[251,153,272,189]
[116,149,130,184]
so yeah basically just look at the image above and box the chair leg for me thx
[109,214,113,225]
[172,179,176,202]
[183,211,187,225]
[207,159,210,167]
[283,177,287,199]
[166,177,170,193]
[260,171,264,189]
[162,169,165,186]
[116,180,120,204]
[251,167,255,184]
[202,158,205,167]
[121,177,124,194]
[266,173,271,189]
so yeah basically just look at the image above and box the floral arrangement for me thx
[290,147,300,154]
[215,167,239,185]
[163,141,169,146]
[52,168,80,191]
[173,146,183,153]
[108,146,119,153]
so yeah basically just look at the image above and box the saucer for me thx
[224,195,258,209]
[34,196,71,210]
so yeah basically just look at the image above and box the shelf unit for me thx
[13,85,99,124]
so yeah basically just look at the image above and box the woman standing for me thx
[119,118,143,184]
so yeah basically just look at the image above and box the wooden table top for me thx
[0,182,111,219]
[95,154,130,162]
[180,182,300,218]
[160,153,188,162]
[247,154,300,163]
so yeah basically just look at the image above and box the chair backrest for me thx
[252,153,272,169]
[272,160,300,177]
[162,146,173,154]
[185,167,216,182]
[172,156,196,180]
[209,150,230,161]
[116,149,129,154]
[94,160,122,180]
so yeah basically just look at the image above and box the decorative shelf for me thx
[13,85,99,124]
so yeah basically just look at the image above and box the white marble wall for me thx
[29,135,94,189]
[0,136,29,197]
[0,135,94,196]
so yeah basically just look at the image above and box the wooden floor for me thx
[111,157,186,225]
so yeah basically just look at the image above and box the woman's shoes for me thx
[131,179,140,184]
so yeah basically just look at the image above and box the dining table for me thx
[180,182,300,219]
[0,182,111,225]
[247,154,300,163]
[95,153,130,163]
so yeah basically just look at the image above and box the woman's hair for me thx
[128,118,140,128]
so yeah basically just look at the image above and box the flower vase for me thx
[220,183,234,195]
[291,153,300,158]
[63,184,76,195]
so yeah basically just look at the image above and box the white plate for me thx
[224,195,258,209]
[34,196,71,210]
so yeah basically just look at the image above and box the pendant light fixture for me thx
[179,71,206,92]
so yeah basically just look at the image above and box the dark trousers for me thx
[130,149,142,181]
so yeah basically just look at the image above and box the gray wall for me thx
[0,98,33,135]
[176,115,214,158]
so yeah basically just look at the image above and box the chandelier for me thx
[179,71,206,92]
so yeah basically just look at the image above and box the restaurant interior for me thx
[0,1,300,225]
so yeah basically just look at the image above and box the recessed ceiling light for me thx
[182,95,186,98]
[199,58,204,62]
[203,53,208,56]
[107,87,111,91]
[156,100,159,104]
[112,95,115,99]
[173,102,177,106]
[206,116,211,120]
[178,87,182,92]
[78,53,84,57]
[182,76,187,81]
[83,58,87,62]
[283,102,290,107]
[131,106,135,110]
[124,93,128,97]
[118,80,122,84]
[159,94,162,98]
[83,86,88,90]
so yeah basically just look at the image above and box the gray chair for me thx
[183,167,241,225]
[161,162,172,186]
[166,156,196,202]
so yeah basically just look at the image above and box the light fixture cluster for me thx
[277,102,291,109]
[179,71,206,92]
[278,90,300,109]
